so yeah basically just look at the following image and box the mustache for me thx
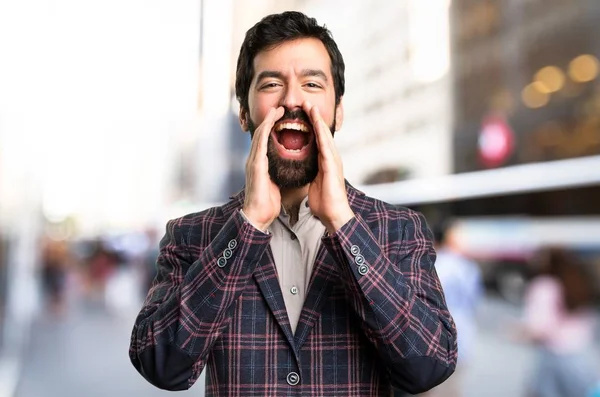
[280,108,311,125]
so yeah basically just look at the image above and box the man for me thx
[129,11,457,397]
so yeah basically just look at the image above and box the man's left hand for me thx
[303,101,354,234]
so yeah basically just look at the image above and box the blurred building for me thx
[450,0,600,216]
[0,3,202,392]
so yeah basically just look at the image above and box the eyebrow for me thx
[255,69,329,83]
[300,69,328,81]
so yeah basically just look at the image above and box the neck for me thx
[281,185,309,226]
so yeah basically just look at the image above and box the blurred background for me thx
[0,0,599,396]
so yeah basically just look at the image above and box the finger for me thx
[254,108,275,160]
[302,101,317,140]
[246,108,272,166]
[308,104,335,160]
[307,104,345,176]
[258,106,284,156]
[248,107,282,164]
[302,102,320,146]
[304,102,331,144]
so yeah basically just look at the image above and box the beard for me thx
[248,107,336,189]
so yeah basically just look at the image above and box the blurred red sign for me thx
[478,115,514,167]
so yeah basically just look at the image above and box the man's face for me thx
[241,38,343,189]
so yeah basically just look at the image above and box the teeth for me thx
[275,122,308,132]
[283,143,309,153]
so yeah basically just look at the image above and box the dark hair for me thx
[235,11,345,112]
[538,247,595,311]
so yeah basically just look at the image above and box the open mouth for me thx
[272,120,313,154]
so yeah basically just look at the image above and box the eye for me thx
[260,82,281,90]
[305,82,322,89]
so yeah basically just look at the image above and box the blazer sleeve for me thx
[321,208,458,394]
[129,210,271,391]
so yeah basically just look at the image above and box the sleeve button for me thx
[358,264,369,275]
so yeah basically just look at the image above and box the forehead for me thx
[252,37,332,79]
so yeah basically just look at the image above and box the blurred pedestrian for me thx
[415,221,483,397]
[85,239,119,303]
[518,247,598,397]
[40,236,71,317]
[129,10,457,397]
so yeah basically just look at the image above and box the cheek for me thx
[318,106,335,125]
[313,96,337,124]
[250,101,276,126]
[248,109,265,127]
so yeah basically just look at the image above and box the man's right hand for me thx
[242,106,284,232]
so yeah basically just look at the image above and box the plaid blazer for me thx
[130,183,457,396]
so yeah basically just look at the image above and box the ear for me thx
[239,107,249,132]
[334,97,344,131]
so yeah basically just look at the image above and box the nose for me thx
[280,83,304,110]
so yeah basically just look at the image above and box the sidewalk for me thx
[13,300,204,397]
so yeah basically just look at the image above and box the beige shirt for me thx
[268,196,326,333]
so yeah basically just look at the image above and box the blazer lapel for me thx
[252,246,297,352]
[293,243,339,349]
[293,182,369,349]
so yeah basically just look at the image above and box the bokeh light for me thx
[569,54,599,83]
[534,66,565,93]
[522,82,551,108]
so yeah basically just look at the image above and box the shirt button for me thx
[290,233,297,240]
[290,286,298,295]
[286,371,300,386]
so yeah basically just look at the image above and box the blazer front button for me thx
[286,372,300,386]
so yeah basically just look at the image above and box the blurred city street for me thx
[1,1,600,396]
[13,296,204,397]
[13,294,597,397]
